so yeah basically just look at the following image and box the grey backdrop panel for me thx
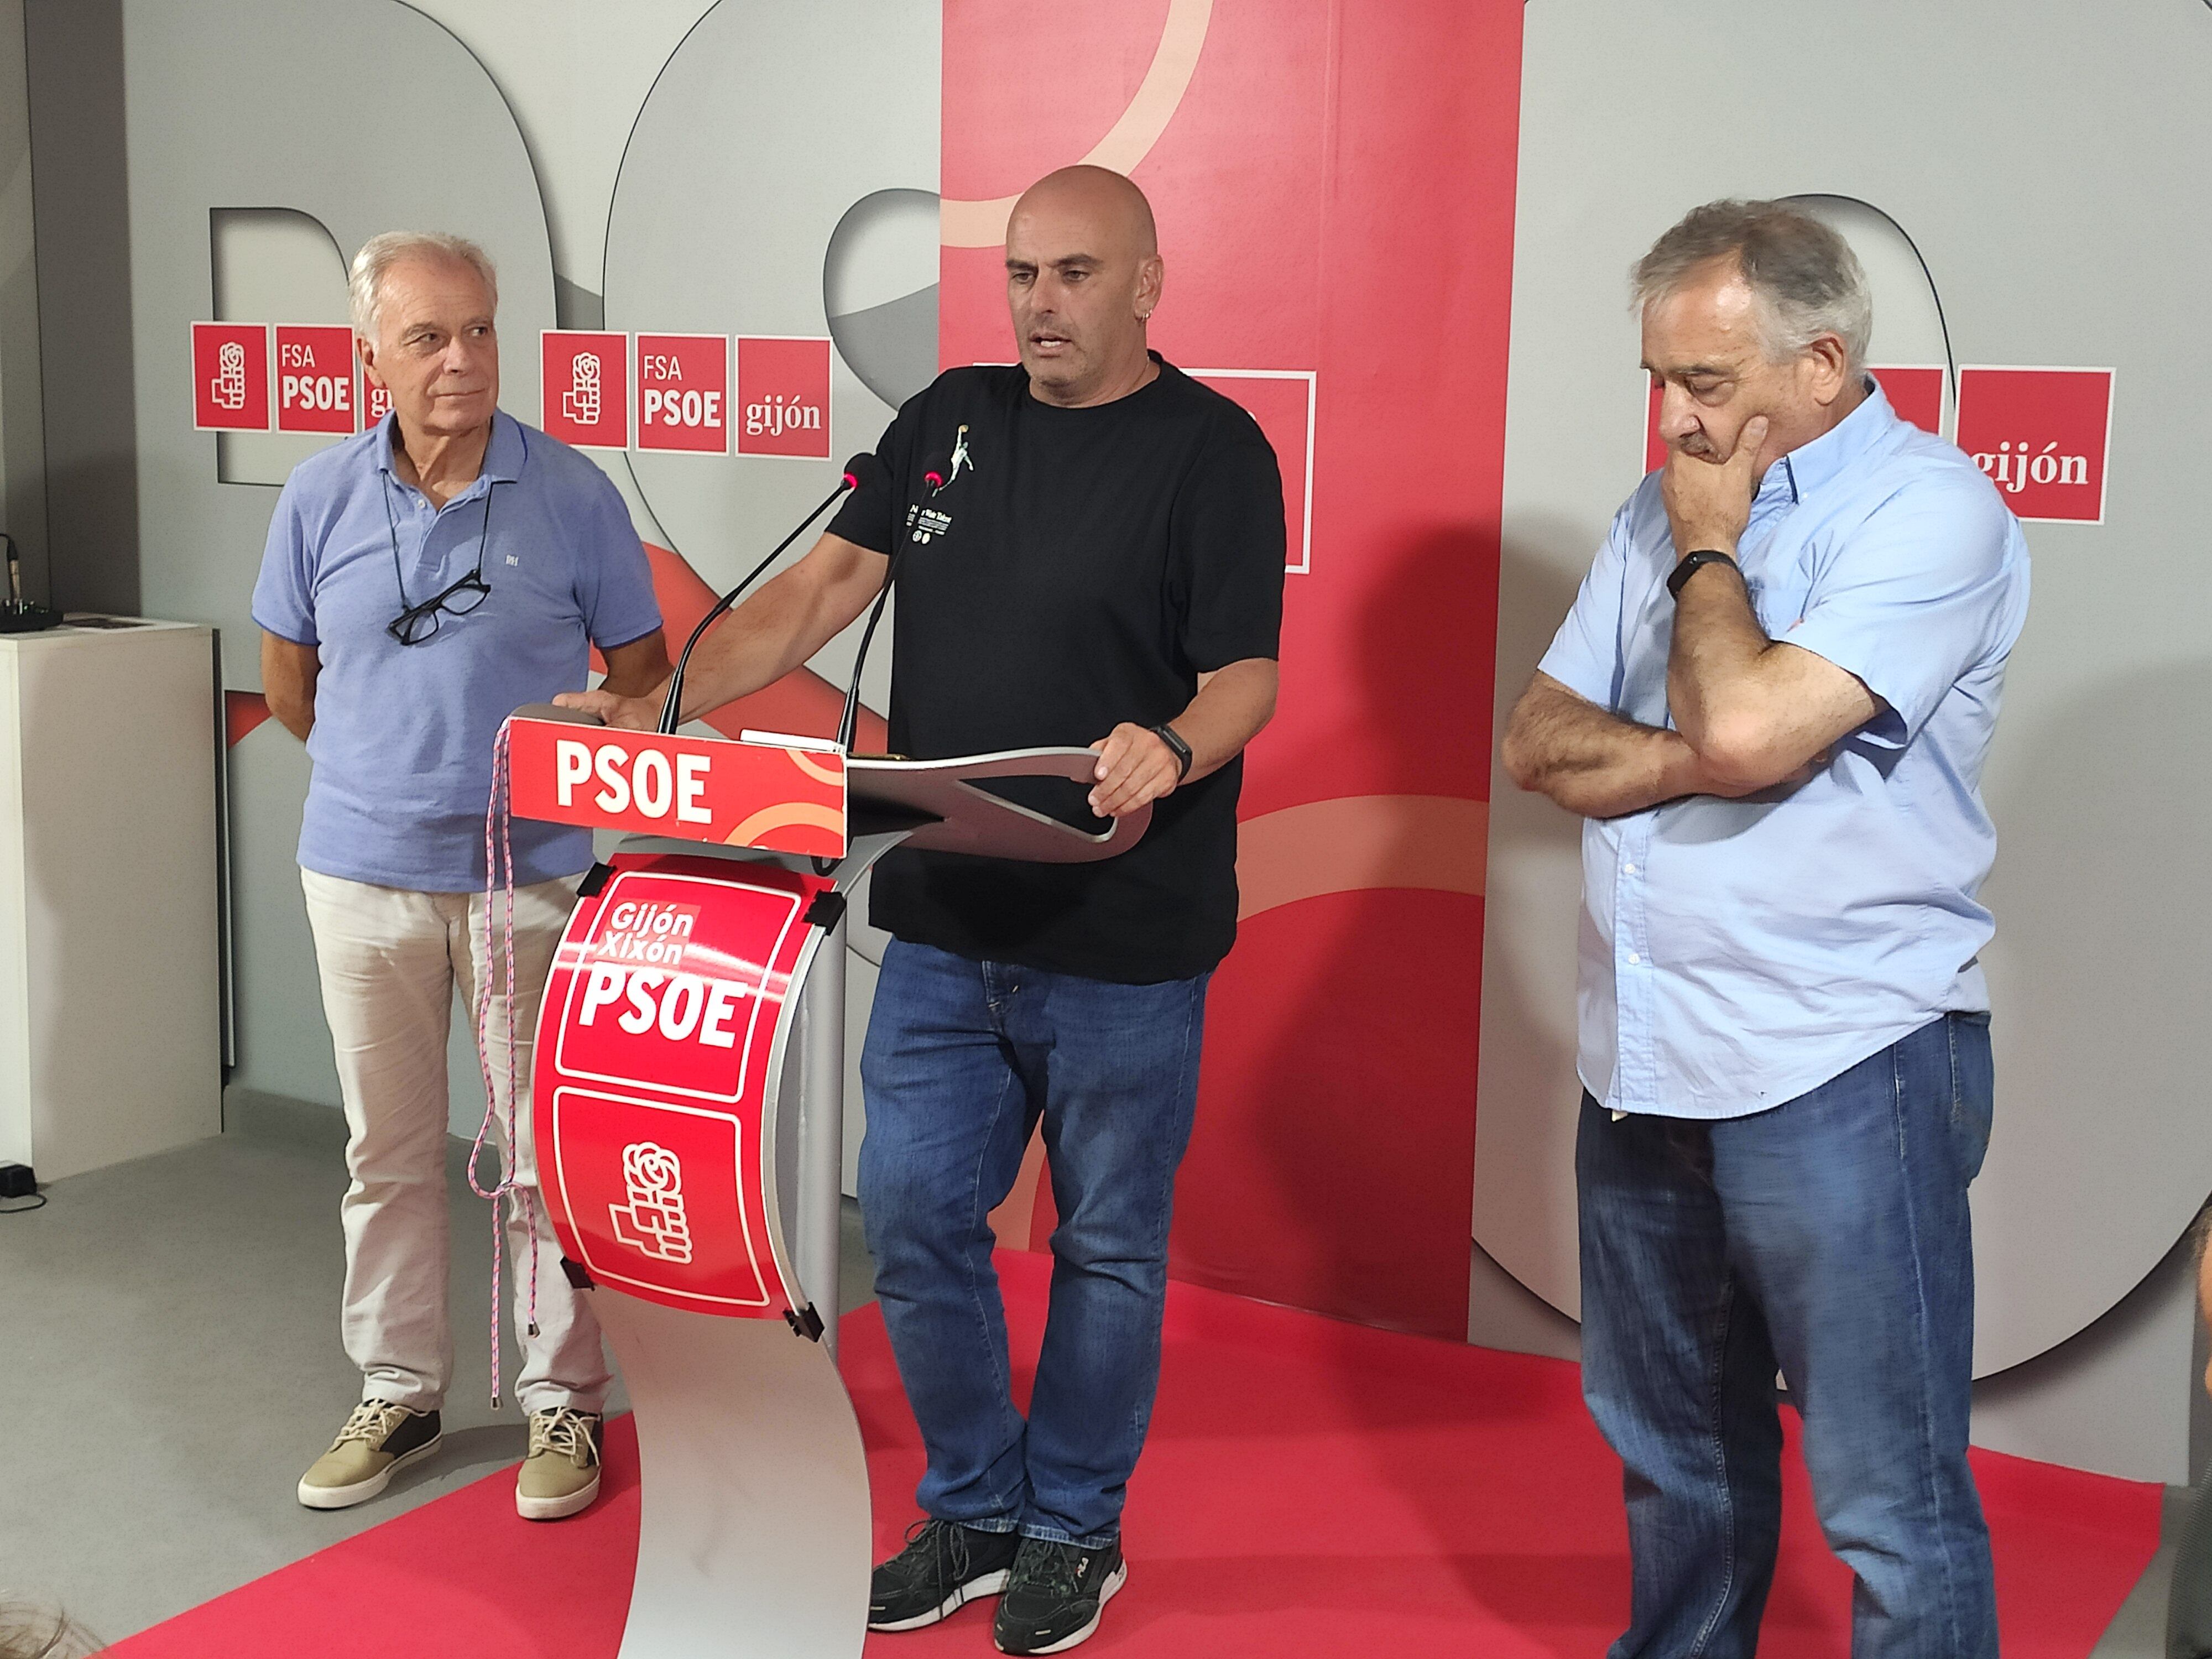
[1478,0,2212,1379]
[122,0,556,689]
[600,0,940,717]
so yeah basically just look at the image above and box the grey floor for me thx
[0,1094,876,1647]
[0,1098,2188,1653]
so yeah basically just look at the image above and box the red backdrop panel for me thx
[943,0,1523,1338]
[1173,890,1488,1325]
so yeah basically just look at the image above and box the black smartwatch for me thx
[1667,548,1741,600]
[1150,722,1193,780]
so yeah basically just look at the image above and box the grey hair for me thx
[1632,200,1871,373]
[0,1597,101,1658]
[347,232,498,340]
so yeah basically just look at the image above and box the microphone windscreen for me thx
[841,453,883,491]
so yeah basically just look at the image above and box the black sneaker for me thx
[992,1536,1128,1655]
[869,1518,1021,1631]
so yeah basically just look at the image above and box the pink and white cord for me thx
[473,718,540,1409]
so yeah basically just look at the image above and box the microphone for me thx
[656,454,881,735]
[0,533,61,634]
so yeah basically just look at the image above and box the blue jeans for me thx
[857,939,1208,1547]
[1577,1014,1997,1658]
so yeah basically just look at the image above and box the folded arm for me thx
[1501,672,1712,819]
[1667,562,1880,794]
[1656,416,1883,793]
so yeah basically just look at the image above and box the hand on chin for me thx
[1662,414,1768,555]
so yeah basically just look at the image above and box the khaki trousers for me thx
[300,868,611,1413]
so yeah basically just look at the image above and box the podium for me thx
[499,706,1149,1658]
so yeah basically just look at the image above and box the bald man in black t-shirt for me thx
[564,166,1284,1654]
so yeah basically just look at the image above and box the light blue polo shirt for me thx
[1538,384,2032,1119]
[253,411,662,893]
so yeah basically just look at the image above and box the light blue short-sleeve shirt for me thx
[253,411,662,892]
[1537,384,2032,1119]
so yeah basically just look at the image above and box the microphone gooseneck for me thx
[656,456,880,736]
[836,571,896,755]
[837,453,943,754]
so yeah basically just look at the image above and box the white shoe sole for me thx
[868,1568,1013,1632]
[515,1467,602,1522]
[995,1561,1128,1655]
[296,1433,444,1510]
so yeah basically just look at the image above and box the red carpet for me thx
[112,1252,2159,1657]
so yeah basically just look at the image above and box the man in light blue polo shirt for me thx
[1503,200,2030,1657]
[253,232,667,1522]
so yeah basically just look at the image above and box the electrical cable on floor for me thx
[0,1192,48,1214]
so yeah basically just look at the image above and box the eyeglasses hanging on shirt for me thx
[383,473,504,646]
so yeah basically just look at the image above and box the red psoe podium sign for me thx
[505,713,855,1324]
[504,716,847,858]
[534,857,837,1318]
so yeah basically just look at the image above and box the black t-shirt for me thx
[828,357,1285,984]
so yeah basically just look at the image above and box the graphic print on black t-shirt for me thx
[827,357,1286,984]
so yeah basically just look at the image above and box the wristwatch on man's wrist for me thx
[1150,722,1193,780]
[1667,547,1741,601]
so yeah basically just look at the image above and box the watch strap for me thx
[1150,722,1193,780]
[1667,548,1741,600]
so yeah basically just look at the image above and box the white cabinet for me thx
[0,618,221,1180]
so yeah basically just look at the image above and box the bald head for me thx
[1010,165,1159,261]
[1004,167,1164,408]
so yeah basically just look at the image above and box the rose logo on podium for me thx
[610,1141,693,1264]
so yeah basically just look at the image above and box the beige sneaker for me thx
[517,1406,603,1521]
[298,1400,443,1510]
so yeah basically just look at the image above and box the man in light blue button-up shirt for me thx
[1504,201,2028,1658]
[253,232,667,1528]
